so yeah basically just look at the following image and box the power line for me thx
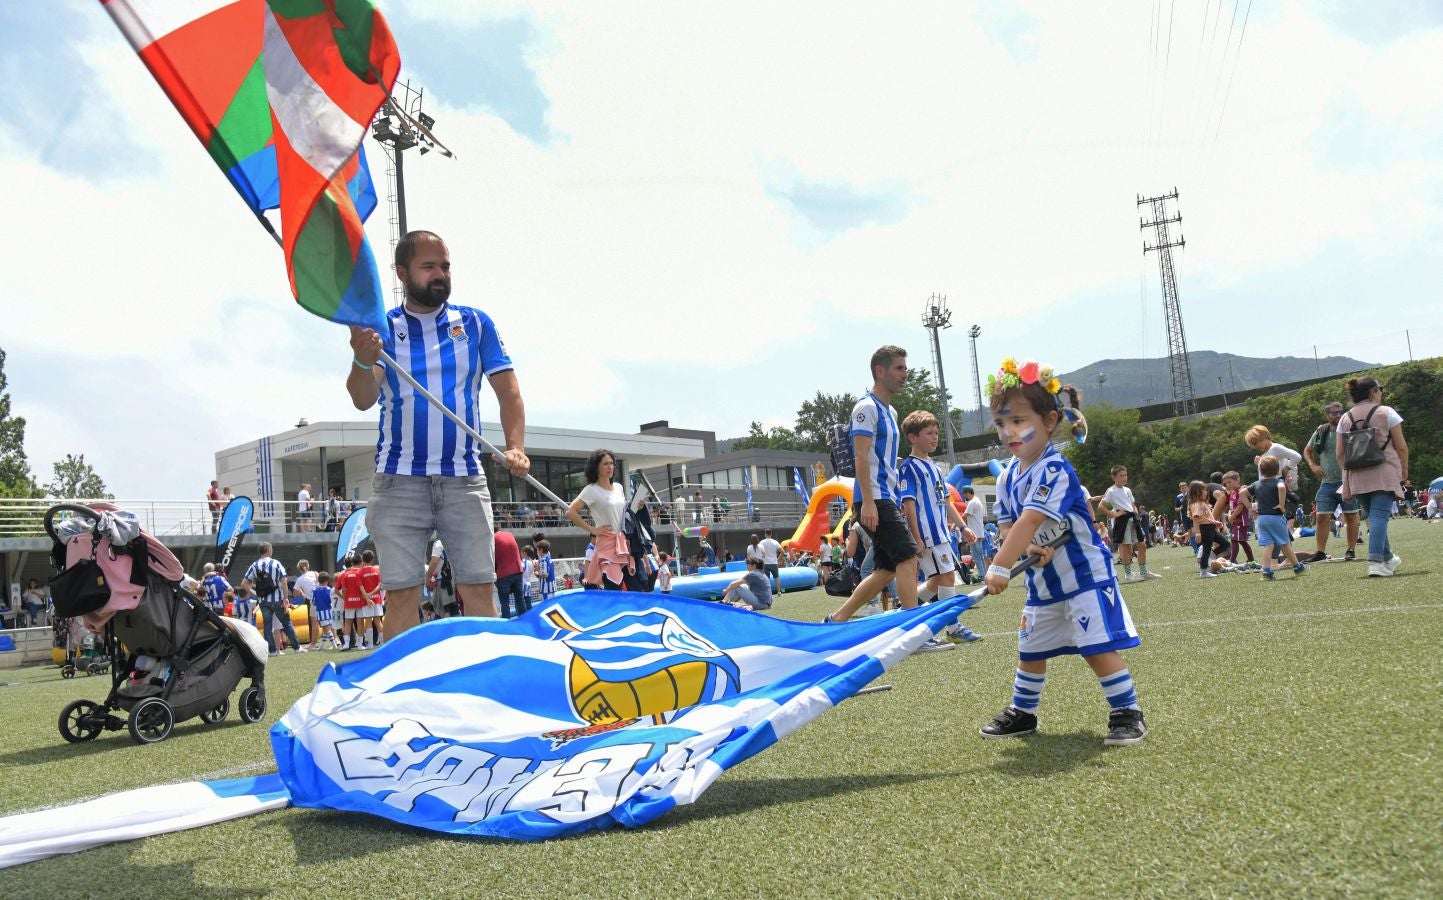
[1142,0,1160,167]
[1200,0,1240,144]
[1211,0,1254,144]
[1152,0,1176,177]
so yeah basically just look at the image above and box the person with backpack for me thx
[1303,401,1361,562]
[1337,376,1409,578]
[244,542,303,656]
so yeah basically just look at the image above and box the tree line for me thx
[1065,358,1443,514]
[730,366,964,453]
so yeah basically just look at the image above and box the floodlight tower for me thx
[922,293,958,467]
[968,325,983,435]
[1138,188,1198,417]
[372,80,445,306]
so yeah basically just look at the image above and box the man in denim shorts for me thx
[1303,401,1360,562]
[347,231,530,639]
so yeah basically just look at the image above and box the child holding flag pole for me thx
[978,358,1147,748]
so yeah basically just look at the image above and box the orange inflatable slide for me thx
[784,478,854,554]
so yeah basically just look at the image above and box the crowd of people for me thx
[1080,376,1418,580]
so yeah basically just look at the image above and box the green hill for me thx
[1058,351,1375,411]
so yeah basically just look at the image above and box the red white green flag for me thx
[101,0,400,331]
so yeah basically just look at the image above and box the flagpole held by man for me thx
[348,230,530,637]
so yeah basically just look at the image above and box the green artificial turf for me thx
[2,521,1440,898]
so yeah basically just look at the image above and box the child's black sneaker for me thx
[980,705,1038,739]
[1103,708,1147,747]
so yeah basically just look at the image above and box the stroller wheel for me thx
[238,686,266,724]
[128,697,175,744]
[86,664,102,676]
[201,697,230,724]
[59,699,104,743]
[61,665,76,679]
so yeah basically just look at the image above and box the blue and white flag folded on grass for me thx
[0,590,981,865]
[272,591,978,839]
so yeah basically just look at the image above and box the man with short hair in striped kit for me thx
[825,345,921,623]
[348,231,531,639]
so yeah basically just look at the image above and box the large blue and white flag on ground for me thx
[0,590,984,865]
[271,592,978,838]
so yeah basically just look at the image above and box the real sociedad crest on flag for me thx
[543,607,740,725]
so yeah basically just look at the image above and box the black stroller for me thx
[46,503,268,745]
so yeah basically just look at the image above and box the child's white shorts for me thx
[1019,583,1140,661]
[919,543,957,579]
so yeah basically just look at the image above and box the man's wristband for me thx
[353,356,374,370]
[986,564,1012,581]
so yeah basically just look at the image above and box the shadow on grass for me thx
[73,847,269,899]
[0,719,255,766]
[656,771,966,829]
[989,731,1106,778]
[279,808,460,863]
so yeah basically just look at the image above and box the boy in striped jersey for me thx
[826,345,920,622]
[978,358,1146,747]
[898,411,981,646]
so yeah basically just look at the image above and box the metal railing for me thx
[0,496,834,540]
[0,498,351,539]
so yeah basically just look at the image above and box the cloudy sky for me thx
[2,0,1440,498]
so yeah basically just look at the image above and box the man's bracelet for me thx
[353,356,374,370]
[986,564,1012,581]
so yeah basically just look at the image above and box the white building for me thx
[214,419,707,529]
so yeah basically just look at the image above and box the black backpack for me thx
[251,563,278,598]
[1341,405,1392,471]
[827,424,856,478]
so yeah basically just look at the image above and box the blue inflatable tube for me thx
[659,566,819,600]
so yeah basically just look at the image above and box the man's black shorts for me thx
[854,499,917,573]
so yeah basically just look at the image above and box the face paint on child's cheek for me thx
[1019,425,1037,444]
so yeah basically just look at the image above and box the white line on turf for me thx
[972,601,1443,638]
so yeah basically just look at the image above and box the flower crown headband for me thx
[987,358,1063,402]
[986,357,1088,443]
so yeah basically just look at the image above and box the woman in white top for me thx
[566,449,636,590]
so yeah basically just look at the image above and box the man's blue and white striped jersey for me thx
[376,303,513,477]
[243,557,287,604]
[898,455,951,547]
[849,392,902,504]
[994,444,1116,604]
